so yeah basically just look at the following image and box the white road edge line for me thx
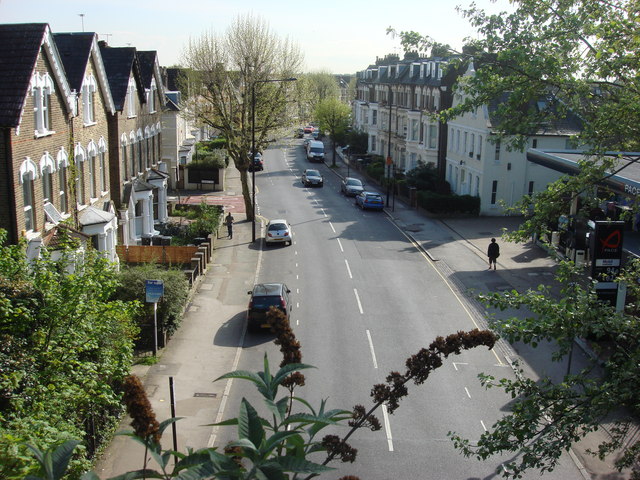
[480,420,487,431]
[382,405,394,452]
[366,329,378,369]
[329,222,336,233]
[345,259,353,279]
[354,288,364,314]
[337,238,344,252]
[464,387,471,398]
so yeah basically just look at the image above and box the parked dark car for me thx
[246,282,292,331]
[295,128,304,138]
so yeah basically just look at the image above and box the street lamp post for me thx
[251,77,297,242]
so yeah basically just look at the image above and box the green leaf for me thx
[238,398,266,448]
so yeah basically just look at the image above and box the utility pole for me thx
[78,13,85,32]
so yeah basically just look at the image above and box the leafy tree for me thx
[390,0,640,476]
[296,71,341,123]
[315,98,351,167]
[181,14,303,222]
[0,229,139,477]
[26,307,496,479]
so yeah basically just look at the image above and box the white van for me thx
[306,140,325,162]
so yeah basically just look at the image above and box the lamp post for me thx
[251,77,297,242]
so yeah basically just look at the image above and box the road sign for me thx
[145,279,164,303]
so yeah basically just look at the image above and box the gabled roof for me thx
[0,23,75,127]
[53,32,115,114]
[137,50,166,101]
[99,43,144,111]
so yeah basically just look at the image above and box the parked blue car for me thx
[355,191,384,211]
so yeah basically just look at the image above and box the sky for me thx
[0,0,513,74]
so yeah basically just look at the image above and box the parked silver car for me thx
[340,177,364,196]
[265,219,293,246]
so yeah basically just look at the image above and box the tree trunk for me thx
[238,168,254,221]
[331,138,337,167]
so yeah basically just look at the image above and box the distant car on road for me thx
[246,282,292,331]
[265,219,293,246]
[302,169,323,187]
[294,128,304,138]
[355,191,384,211]
[303,125,314,134]
[340,177,364,196]
[248,152,263,171]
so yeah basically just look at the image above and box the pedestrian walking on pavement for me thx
[487,238,500,270]
[225,212,234,239]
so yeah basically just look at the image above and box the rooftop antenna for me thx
[78,13,85,32]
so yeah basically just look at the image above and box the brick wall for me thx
[10,50,73,239]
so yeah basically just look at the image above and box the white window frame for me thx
[40,152,56,204]
[98,137,107,193]
[19,158,38,232]
[127,77,137,118]
[148,78,157,113]
[82,74,97,126]
[87,140,97,199]
[30,72,55,137]
[57,148,69,213]
[74,143,86,207]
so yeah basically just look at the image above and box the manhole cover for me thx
[194,393,217,398]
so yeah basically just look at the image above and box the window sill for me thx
[34,129,55,138]
[83,121,97,127]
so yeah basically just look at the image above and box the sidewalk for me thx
[95,167,257,476]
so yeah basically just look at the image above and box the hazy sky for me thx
[0,0,513,74]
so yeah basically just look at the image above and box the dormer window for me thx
[30,72,55,137]
[82,74,97,125]
[127,77,137,118]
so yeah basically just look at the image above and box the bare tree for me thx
[181,14,303,220]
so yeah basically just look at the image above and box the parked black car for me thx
[246,282,292,331]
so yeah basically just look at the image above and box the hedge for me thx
[417,191,480,215]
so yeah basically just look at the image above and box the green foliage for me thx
[114,263,190,338]
[0,229,139,478]
[416,191,480,215]
[450,261,640,478]
[341,129,368,155]
[167,201,222,245]
[404,162,440,191]
[365,159,385,183]
[191,146,227,170]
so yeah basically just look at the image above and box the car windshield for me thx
[268,223,287,231]
[310,147,323,153]
[306,170,320,176]
[346,179,362,186]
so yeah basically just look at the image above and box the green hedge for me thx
[417,191,480,215]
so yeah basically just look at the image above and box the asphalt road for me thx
[213,138,586,480]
